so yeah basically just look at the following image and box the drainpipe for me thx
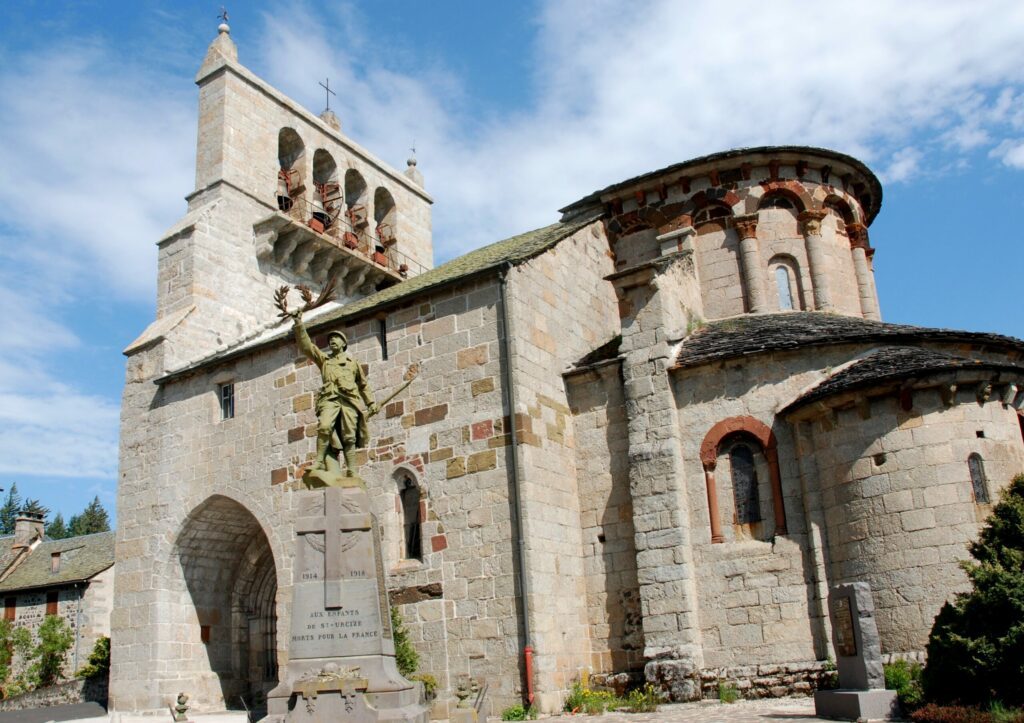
[73,583,84,672]
[499,265,534,705]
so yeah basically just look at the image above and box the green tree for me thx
[29,616,74,687]
[0,618,34,698]
[68,497,110,537]
[75,636,109,679]
[923,474,1024,706]
[0,484,22,535]
[45,514,70,540]
[20,500,49,519]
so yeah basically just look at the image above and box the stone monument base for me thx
[814,688,899,721]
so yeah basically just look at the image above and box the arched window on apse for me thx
[768,254,804,311]
[399,476,422,561]
[311,150,341,232]
[277,128,305,214]
[824,197,855,235]
[693,203,732,235]
[344,169,369,245]
[728,441,761,524]
[968,453,990,504]
[759,195,796,211]
[699,417,788,544]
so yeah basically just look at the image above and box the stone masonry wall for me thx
[564,362,644,674]
[504,223,620,709]
[671,345,885,670]
[3,574,111,679]
[802,388,1024,653]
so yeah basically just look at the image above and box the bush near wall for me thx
[923,474,1024,707]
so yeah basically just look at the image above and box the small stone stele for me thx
[814,582,898,721]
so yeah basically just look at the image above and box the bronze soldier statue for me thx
[291,311,378,477]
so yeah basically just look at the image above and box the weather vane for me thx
[218,7,229,23]
[319,78,337,111]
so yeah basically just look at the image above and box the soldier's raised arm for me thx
[292,313,325,370]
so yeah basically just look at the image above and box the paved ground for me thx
[0,703,107,723]
[491,697,832,723]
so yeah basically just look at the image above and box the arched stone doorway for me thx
[175,495,278,711]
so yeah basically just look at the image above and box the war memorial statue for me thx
[275,280,415,487]
[266,281,427,723]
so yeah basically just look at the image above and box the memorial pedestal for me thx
[262,484,427,723]
[814,689,898,721]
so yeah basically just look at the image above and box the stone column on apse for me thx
[799,209,833,312]
[847,223,881,320]
[733,214,768,313]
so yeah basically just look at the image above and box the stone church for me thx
[113,23,1024,717]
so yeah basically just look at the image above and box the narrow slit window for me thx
[730,443,762,524]
[399,477,422,560]
[775,266,794,310]
[219,383,235,420]
[968,453,989,503]
[378,318,389,360]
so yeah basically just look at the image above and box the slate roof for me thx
[673,312,1024,370]
[0,532,115,592]
[158,216,598,383]
[783,347,1024,413]
[559,145,883,223]
[311,216,598,329]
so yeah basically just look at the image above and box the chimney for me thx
[13,515,44,550]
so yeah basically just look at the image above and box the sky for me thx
[1,1,1024,525]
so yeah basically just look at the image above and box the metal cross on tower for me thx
[319,78,337,111]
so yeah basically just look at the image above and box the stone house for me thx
[0,516,115,677]
[112,24,1024,717]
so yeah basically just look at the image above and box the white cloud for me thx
[255,0,1024,262]
[992,139,1024,169]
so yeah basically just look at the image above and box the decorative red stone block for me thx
[270,467,288,485]
[472,420,494,441]
[431,534,448,552]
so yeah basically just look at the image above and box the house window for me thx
[968,453,989,504]
[51,552,61,573]
[219,383,235,420]
[4,597,15,621]
[46,591,58,616]
[399,477,422,561]
[730,443,762,524]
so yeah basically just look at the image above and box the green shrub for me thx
[76,636,110,679]
[31,616,74,687]
[409,672,436,701]
[885,659,924,710]
[500,703,537,720]
[0,621,33,699]
[390,607,419,678]
[563,680,620,714]
[623,683,661,712]
[718,682,739,704]
[923,475,1024,707]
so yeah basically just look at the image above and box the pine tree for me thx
[68,497,110,537]
[0,484,22,535]
[923,474,1024,706]
[45,513,70,540]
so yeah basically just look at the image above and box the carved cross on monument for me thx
[296,487,371,609]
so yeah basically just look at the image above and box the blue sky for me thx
[1,1,1024,525]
